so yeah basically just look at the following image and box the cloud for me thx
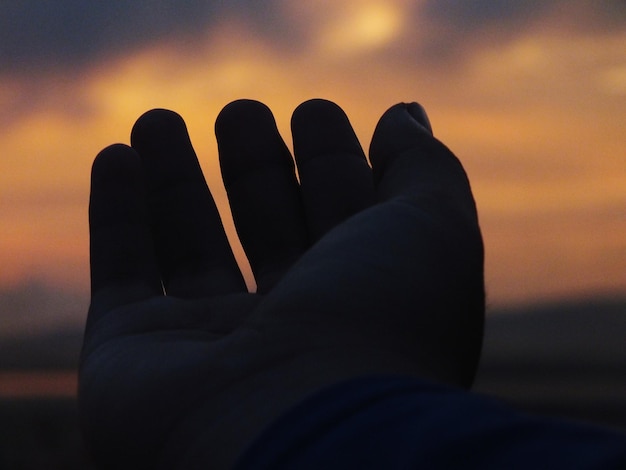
[414,0,626,65]
[423,0,549,31]
[422,0,626,32]
[0,0,221,76]
[0,0,320,77]
[2,0,624,77]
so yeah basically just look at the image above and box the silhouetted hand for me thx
[80,99,484,469]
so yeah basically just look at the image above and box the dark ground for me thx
[0,398,93,469]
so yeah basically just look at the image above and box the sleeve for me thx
[234,375,626,469]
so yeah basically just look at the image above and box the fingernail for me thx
[406,102,433,135]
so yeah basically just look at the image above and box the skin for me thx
[80,99,485,469]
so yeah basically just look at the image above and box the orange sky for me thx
[0,0,624,330]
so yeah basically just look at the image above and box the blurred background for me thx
[0,0,624,467]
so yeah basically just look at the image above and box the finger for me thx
[369,102,476,220]
[369,102,434,183]
[216,100,308,293]
[88,144,162,326]
[291,99,374,241]
[130,109,245,297]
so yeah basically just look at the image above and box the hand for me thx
[79,99,484,469]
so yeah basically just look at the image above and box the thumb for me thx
[369,102,478,224]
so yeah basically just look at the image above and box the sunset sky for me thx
[0,0,624,336]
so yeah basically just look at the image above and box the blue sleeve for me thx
[234,376,626,469]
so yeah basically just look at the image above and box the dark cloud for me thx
[593,0,626,30]
[412,0,548,64]
[409,0,626,66]
[422,0,626,36]
[423,0,550,32]
[1,0,624,77]
[0,0,310,78]
[0,1,222,76]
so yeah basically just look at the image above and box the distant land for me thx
[0,328,84,370]
[0,294,624,429]
[474,296,626,430]
[1,294,624,369]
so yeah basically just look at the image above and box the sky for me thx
[0,0,625,336]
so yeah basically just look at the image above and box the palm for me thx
[80,100,484,468]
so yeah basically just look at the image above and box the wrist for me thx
[158,333,419,469]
